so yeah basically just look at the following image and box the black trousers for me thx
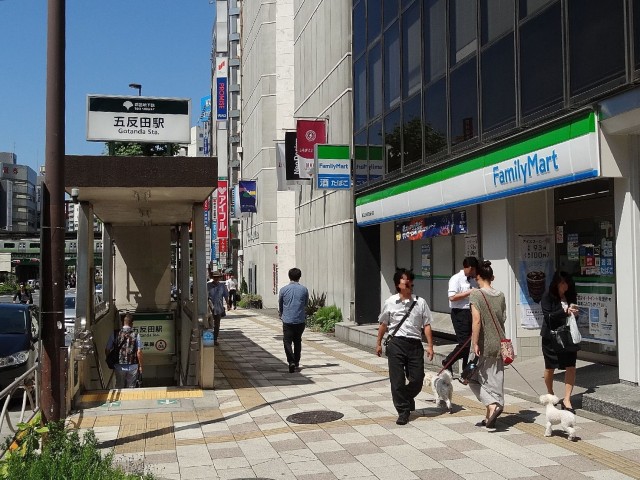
[228,289,237,309]
[443,308,472,371]
[386,336,425,414]
[283,322,305,366]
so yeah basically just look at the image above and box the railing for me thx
[0,364,39,433]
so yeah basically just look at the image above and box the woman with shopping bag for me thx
[540,271,580,414]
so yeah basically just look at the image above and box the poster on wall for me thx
[395,211,467,241]
[465,234,478,258]
[518,234,554,329]
[575,282,617,345]
[421,244,431,277]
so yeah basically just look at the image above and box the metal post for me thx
[41,0,66,422]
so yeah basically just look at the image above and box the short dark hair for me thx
[393,268,415,292]
[463,256,479,268]
[476,260,494,281]
[288,267,302,282]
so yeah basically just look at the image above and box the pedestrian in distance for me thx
[13,283,33,304]
[105,313,143,389]
[442,256,479,376]
[376,268,434,425]
[207,270,228,346]
[540,271,580,414]
[226,274,238,310]
[278,267,309,373]
[468,260,507,428]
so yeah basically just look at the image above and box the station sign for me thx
[86,95,191,143]
[130,312,175,355]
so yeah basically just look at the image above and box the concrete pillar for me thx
[76,201,94,326]
[102,225,113,307]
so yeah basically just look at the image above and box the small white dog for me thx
[539,394,577,441]
[427,370,454,413]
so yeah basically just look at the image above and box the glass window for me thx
[519,1,563,117]
[519,0,555,19]
[384,108,402,172]
[384,21,401,110]
[423,0,447,83]
[402,1,422,98]
[402,0,415,8]
[481,33,515,131]
[384,0,399,27]
[568,0,626,97]
[353,2,366,59]
[402,94,423,166]
[368,42,383,119]
[354,57,367,131]
[368,0,382,42]
[354,129,368,186]
[369,120,384,181]
[424,78,448,158]
[450,0,477,66]
[481,0,514,45]
[635,0,640,70]
[450,57,478,146]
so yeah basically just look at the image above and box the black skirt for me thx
[541,337,577,370]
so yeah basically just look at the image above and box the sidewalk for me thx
[69,309,640,479]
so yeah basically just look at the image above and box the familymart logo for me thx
[492,150,559,187]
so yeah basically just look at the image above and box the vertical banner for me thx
[200,95,212,122]
[239,180,258,213]
[275,142,288,190]
[518,235,554,329]
[216,57,228,121]
[284,131,307,182]
[217,180,228,253]
[232,184,241,218]
[203,197,210,227]
[296,119,327,178]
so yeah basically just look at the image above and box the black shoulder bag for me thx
[383,297,418,352]
[106,330,125,369]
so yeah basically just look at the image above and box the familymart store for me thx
[354,109,640,386]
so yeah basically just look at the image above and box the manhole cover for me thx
[286,410,344,424]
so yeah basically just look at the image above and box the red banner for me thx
[296,119,327,178]
[219,238,228,254]
[217,180,228,240]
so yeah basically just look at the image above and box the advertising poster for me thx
[518,234,554,329]
[284,131,308,182]
[395,211,467,241]
[296,119,327,178]
[421,243,431,277]
[216,57,228,121]
[465,234,478,258]
[575,283,617,345]
[239,180,257,213]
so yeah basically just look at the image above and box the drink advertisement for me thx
[518,234,554,329]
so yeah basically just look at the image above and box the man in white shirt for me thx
[376,268,434,425]
[226,274,238,310]
[442,257,479,378]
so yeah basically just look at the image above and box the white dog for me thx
[539,394,577,441]
[427,370,454,413]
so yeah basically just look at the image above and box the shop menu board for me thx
[575,283,616,345]
[518,234,554,329]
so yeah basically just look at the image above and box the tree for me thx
[103,142,180,156]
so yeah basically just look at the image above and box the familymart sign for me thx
[356,113,599,226]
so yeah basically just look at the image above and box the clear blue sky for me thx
[0,0,215,172]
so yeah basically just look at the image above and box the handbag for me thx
[134,370,143,388]
[546,307,580,353]
[383,297,418,355]
[480,291,515,365]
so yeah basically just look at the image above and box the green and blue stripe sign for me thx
[315,144,351,190]
[356,112,599,226]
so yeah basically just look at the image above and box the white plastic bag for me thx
[568,313,582,344]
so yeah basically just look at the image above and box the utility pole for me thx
[41,0,66,422]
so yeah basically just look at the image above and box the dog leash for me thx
[506,362,542,396]
[437,336,472,375]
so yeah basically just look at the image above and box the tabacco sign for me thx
[315,144,351,190]
[86,95,191,143]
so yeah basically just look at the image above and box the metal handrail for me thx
[0,364,39,433]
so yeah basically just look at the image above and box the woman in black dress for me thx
[540,271,580,413]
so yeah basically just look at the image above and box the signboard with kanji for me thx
[130,312,175,354]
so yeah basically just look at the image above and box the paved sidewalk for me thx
[69,309,640,479]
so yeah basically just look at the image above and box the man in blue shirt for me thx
[278,267,309,373]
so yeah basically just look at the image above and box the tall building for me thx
[0,152,38,234]
[352,0,640,386]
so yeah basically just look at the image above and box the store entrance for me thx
[554,179,617,365]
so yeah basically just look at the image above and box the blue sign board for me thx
[315,145,352,190]
[216,78,227,120]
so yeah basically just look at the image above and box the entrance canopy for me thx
[64,156,216,225]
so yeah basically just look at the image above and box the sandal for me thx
[457,378,469,386]
[475,419,487,427]
[485,405,504,428]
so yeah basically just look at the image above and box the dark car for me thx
[0,304,39,392]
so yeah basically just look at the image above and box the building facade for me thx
[353,0,640,386]
[0,152,38,234]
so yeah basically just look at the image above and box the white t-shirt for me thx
[378,294,432,340]
[226,278,238,291]
[448,270,478,309]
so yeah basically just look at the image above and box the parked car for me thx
[64,291,76,347]
[0,303,39,392]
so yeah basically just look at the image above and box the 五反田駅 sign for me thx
[86,95,191,143]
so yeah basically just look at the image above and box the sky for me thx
[0,0,215,172]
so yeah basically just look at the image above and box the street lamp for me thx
[128,83,142,96]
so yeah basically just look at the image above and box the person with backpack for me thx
[105,313,143,388]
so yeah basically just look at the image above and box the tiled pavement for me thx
[68,309,640,479]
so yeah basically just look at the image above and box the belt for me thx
[451,308,470,312]
[394,336,423,344]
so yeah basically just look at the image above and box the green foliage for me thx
[0,282,18,295]
[1,420,156,479]
[305,291,326,320]
[240,277,248,294]
[104,142,180,157]
[237,293,262,309]
[308,305,343,333]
